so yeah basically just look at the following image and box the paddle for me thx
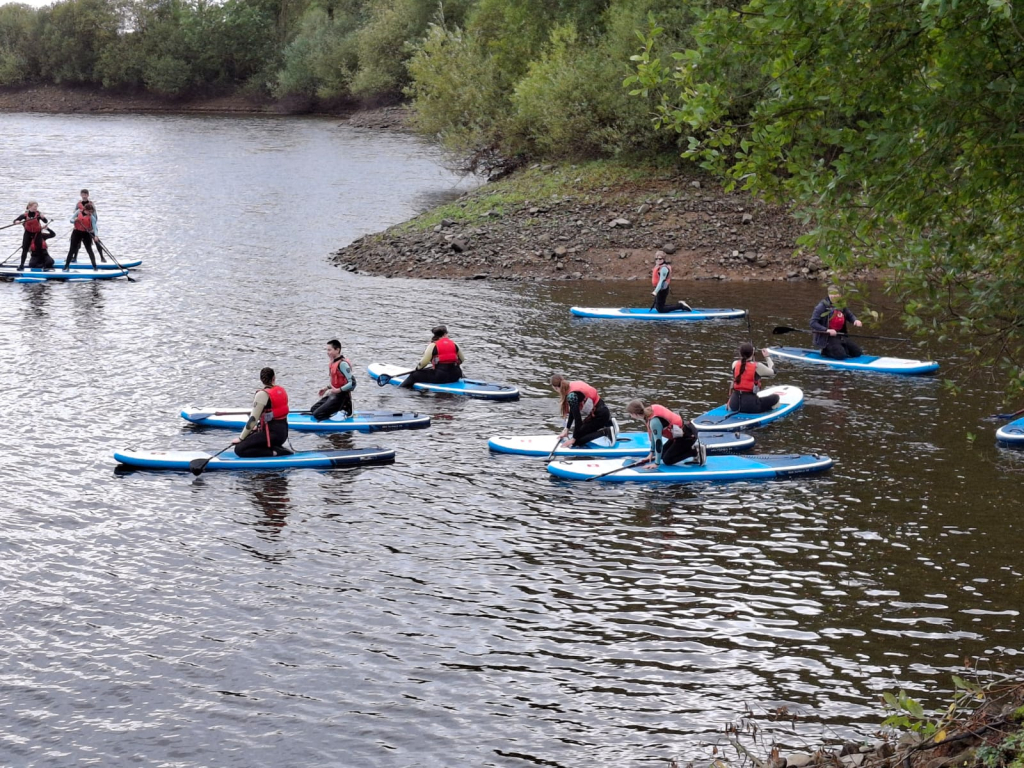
[0,221,22,231]
[545,437,565,461]
[771,325,911,343]
[584,458,652,481]
[95,240,135,282]
[991,407,1024,420]
[189,444,233,476]
[189,409,312,419]
[0,244,22,267]
[377,369,416,386]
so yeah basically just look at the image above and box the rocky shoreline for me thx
[331,163,855,283]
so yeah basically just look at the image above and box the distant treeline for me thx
[0,0,689,164]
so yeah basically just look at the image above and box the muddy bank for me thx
[331,163,858,283]
[0,84,411,127]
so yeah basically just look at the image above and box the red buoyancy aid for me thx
[23,213,43,233]
[649,403,683,438]
[432,337,459,366]
[29,233,48,251]
[568,380,600,406]
[651,262,672,287]
[261,385,289,424]
[329,356,350,389]
[732,359,759,393]
[828,308,846,332]
[73,212,93,232]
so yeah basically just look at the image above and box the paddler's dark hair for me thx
[735,342,755,385]
[260,367,275,386]
[327,339,341,351]
[431,325,448,341]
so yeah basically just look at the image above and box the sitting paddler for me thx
[14,201,49,271]
[232,367,291,457]
[651,251,691,313]
[551,374,616,448]
[811,284,864,360]
[625,399,706,466]
[26,225,56,269]
[65,201,99,270]
[727,343,780,414]
[400,325,464,388]
[310,339,356,421]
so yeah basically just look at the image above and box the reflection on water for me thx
[0,113,1022,767]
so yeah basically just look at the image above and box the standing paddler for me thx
[13,202,49,271]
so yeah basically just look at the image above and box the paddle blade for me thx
[376,374,392,387]
[771,326,798,335]
[189,457,212,475]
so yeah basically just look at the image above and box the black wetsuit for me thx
[566,391,613,446]
[649,415,698,465]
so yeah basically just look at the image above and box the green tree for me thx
[37,0,120,84]
[629,0,1024,386]
[0,3,39,86]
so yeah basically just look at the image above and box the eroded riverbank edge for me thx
[0,84,409,129]
[331,160,875,283]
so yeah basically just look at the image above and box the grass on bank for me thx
[393,156,690,234]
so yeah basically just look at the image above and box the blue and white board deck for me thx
[367,363,519,401]
[488,431,755,457]
[547,453,834,483]
[0,259,143,273]
[996,417,1024,447]
[114,446,396,471]
[2,267,129,282]
[570,306,747,321]
[180,407,431,433]
[48,258,142,270]
[692,385,803,431]
[770,346,939,375]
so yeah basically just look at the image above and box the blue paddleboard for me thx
[770,346,939,375]
[0,259,142,273]
[996,417,1024,447]
[114,446,395,471]
[367,363,519,401]
[692,385,803,431]
[488,431,755,457]
[547,453,834,482]
[570,306,746,320]
[3,267,129,281]
[180,407,430,433]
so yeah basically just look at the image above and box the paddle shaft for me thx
[194,409,313,418]
[994,407,1024,420]
[378,369,416,386]
[545,437,565,461]
[96,240,135,282]
[584,458,652,481]
[189,443,233,476]
[0,244,21,266]
[772,325,911,343]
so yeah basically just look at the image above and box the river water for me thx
[0,113,1021,767]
